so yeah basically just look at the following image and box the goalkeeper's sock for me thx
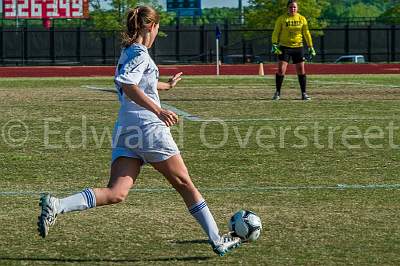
[275,74,284,94]
[189,199,220,244]
[298,74,307,94]
[58,188,96,214]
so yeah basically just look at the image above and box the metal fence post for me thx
[102,36,106,65]
[242,37,246,64]
[391,25,396,62]
[50,26,55,64]
[23,26,28,65]
[200,24,205,63]
[344,24,349,55]
[76,27,81,64]
[320,34,325,63]
[386,27,391,63]
[367,25,371,62]
[175,16,180,62]
[0,26,3,65]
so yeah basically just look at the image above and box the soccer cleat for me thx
[272,92,280,100]
[211,233,242,256]
[302,93,311,101]
[37,194,60,238]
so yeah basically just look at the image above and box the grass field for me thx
[1,74,400,265]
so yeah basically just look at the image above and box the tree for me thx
[89,0,175,32]
[200,7,241,24]
[246,0,330,30]
[321,0,392,21]
[346,3,382,18]
[378,3,400,24]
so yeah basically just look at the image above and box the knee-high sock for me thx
[298,74,307,94]
[189,199,220,244]
[58,188,96,214]
[275,73,284,94]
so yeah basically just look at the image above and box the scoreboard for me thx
[167,0,201,16]
[3,0,89,19]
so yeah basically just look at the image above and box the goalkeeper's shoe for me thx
[37,194,60,238]
[302,93,311,101]
[272,91,281,100]
[211,233,242,256]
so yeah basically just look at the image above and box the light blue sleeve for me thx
[115,51,149,85]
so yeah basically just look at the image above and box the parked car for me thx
[334,55,366,63]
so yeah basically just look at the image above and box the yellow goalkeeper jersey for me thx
[272,13,313,48]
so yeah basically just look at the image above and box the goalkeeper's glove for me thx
[271,43,282,55]
[308,47,316,59]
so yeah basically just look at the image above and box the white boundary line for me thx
[1,184,400,196]
[82,85,400,122]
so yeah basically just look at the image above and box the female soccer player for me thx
[271,0,316,100]
[37,6,241,256]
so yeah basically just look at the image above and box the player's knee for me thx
[108,189,129,204]
[171,175,195,193]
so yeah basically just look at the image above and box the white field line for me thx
[82,85,400,122]
[1,184,400,196]
[194,117,400,122]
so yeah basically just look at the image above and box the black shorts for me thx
[278,46,305,64]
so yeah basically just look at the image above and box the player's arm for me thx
[302,17,316,56]
[271,16,283,54]
[271,16,282,44]
[121,83,178,127]
[157,72,183,90]
[302,17,313,48]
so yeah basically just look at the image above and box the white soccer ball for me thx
[228,210,262,242]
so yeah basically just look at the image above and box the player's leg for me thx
[150,154,241,256]
[95,157,141,205]
[37,157,141,238]
[293,48,310,100]
[295,62,310,100]
[273,49,288,100]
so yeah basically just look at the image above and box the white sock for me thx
[189,199,220,244]
[58,188,96,214]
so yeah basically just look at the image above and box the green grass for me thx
[1,75,400,265]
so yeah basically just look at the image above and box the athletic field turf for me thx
[1,75,399,265]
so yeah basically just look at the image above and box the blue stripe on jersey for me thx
[189,200,207,215]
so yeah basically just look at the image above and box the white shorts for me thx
[111,122,180,165]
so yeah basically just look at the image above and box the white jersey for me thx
[114,43,161,127]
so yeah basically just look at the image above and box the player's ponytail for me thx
[121,6,160,48]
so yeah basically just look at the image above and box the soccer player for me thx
[271,0,316,100]
[37,6,241,256]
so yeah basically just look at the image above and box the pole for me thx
[216,38,220,75]
[238,0,244,25]
[216,26,222,75]
[15,0,19,28]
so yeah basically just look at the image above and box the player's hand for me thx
[271,44,282,55]
[308,47,316,58]
[167,72,183,89]
[158,109,179,127]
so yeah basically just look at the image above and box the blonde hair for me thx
[121,6,160,48]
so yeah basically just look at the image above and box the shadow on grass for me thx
[0,255,212,263]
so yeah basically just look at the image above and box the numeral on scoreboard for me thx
[59,0,71,17]
[72,0,83,17]
[31,0,42,17]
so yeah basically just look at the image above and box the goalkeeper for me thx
[271,0,315,100]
